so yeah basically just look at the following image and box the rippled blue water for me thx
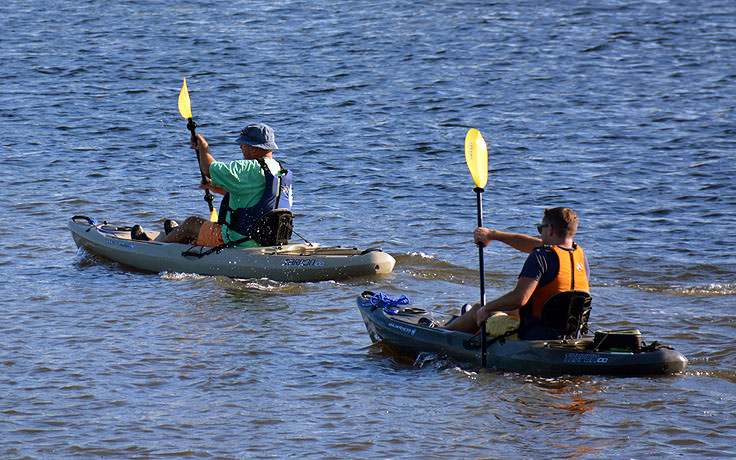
[2,1,735,458]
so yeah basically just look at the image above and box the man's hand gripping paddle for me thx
[465,128,489,366]
[178,78,218,222]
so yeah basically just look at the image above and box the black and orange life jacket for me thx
[524,244,589,319]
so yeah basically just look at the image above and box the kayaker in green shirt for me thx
[158,123,292,248]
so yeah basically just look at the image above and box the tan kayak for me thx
[69,216,395,282]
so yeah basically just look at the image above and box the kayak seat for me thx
[251,208,294,246]
[539,290,592,340]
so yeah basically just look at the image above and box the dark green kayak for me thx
[357,291,687,376]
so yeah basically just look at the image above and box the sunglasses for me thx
[536,223,550,234]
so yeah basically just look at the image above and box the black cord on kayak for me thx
[290,228,311,245]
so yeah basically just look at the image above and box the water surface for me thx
[1,1,734,458]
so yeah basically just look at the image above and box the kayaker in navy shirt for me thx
[444,207,590,339]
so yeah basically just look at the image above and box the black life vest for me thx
[217,158,293,244]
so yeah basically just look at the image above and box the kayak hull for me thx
[357,292,687,376]
[69,217,395,282]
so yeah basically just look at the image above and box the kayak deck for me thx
[69,216,396,282]
[357,291,688,376]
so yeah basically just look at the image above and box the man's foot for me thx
[164,219,179,235]
[131,225,152,241]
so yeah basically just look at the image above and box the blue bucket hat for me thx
[235,123,278,151]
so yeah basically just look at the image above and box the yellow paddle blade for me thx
[465,128,488,189]
[209,207,218,222]
[178,78,192,119]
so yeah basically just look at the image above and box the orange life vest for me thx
[527,244,589,318]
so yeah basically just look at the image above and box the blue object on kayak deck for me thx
[361,292,410,315]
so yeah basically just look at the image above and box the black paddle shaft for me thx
[474,187,486,305]
[186,118,215,210]
[475,186,487,367]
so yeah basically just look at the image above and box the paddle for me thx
[178,78,218,222]
[464,128,489,366]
